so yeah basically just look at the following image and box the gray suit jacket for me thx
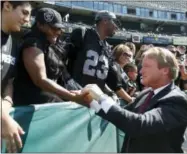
[98,82,187,153]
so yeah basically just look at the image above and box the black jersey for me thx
[70,28,112,90]
[1,31,19,96]
[106,61,129,92]
[13,26,65,106]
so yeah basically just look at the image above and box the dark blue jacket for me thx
[98,82,187,153]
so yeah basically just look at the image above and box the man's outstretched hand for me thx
[82,84,104,101]
[71,84,104,107]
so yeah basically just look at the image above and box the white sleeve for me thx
[100,96,116,114]
[90,96,117,113]
[90,100,101,113]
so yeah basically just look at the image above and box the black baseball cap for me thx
[95,10,120,28]
[95,10,116,21]
[35,8,65,29]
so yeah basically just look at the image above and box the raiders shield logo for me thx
[44,11,54,22]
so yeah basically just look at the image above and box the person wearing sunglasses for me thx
[167,45,177,56]
[124,42,136,56]
[106,44,135,104]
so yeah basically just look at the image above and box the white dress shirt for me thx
[153,83,170,96]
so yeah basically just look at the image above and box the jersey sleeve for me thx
[21,37,43,51]
[66,28,86,74]
[70,28,86,49]
[106,65,123,92]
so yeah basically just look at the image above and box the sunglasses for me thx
[122,52,132,58]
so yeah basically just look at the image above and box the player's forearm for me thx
[34,78,75,101]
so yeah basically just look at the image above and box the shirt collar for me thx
[153,83,171,96]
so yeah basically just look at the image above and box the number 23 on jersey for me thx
[83,50,109,80]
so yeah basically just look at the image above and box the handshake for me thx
[81,84,105,104]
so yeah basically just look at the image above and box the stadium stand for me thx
[2,1,187,153]
[116,1,187,12]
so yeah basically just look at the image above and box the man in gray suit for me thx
[79,47,187,153]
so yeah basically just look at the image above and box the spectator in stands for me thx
[175,46,187,91]
[135,45,151,65]
[13,8,86,106]
[167,45,177,57]
[106,44,135,103]
[124,42,136,56]
[167,45,183,87]
[179,65,187,91]
[123,63,138,96]
[135,45,152,91]
[66,10,118,91]
[177,45,186,55]
[81,47,187,153]
[1,1,32,152]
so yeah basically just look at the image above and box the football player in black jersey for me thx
[1,1,32,153]
[67,10,118,91]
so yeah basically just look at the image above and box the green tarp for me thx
[2,102,125,153]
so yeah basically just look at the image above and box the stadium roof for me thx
[115,1,187,12]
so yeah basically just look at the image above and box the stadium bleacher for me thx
[22,1,187,46]
[2,1,187,153]
[116,1,187,12]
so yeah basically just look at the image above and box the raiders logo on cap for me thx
[44,10,54,23]
[36,8,65,29]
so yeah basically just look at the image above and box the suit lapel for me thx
[147,82,176,111]
[133,82,176,113]
[133,88,152,111]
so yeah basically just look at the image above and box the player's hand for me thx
[82,84,104,101]
[70,90,90,106]
[2,115,25,153]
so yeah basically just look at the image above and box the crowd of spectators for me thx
[1,2,187,153]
